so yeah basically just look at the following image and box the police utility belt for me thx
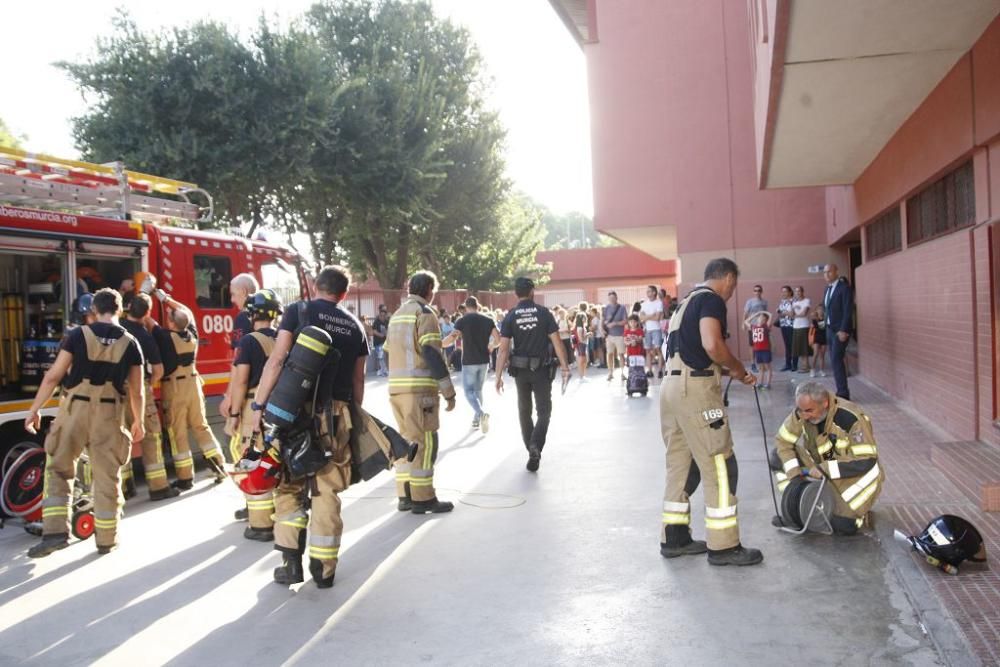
[509,355,549,371]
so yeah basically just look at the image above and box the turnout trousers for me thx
[229,393,274,529]
[123,380,169,493]
[161,372,223,480]
[660,364,741,551]
[273,401,352,580]
[42,393,131,548]
[391,392,440,503]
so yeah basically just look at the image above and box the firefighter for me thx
[773,381,884,535]
[24,288,145,557]
[386,271,457,514]
[219,272,260,421]
[122,293,179,501]
[660,258,763,566]
[152,290,226,489]
[494,277,571,472]
[252,265,369,588]
[225,289,281,541]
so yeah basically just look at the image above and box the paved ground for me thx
[0,367,964,666]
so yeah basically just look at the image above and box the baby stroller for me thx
[1,443,95,540]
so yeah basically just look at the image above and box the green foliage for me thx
[61,1,537,290]
[0,117,23,148]
[524,194,618,250]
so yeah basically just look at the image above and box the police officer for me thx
[386,270,456,513]
[24,288,145,557]
[253,265,369,589]
[152,291,226,489]
[494,277,570,472]
[225,289,281,541]
[122,293,179,501]
[660,258,762,566]
[774,381,883,535]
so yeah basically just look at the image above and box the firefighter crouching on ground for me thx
[152,290,226,489]
[252,265,369,588]
[660,258,763,566]
[774,381,884,535]
[24,288,145,557]
[225,289,281,541]
[122,293,179,501]
[386,270,457,514]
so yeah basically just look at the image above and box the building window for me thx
[865,207,902,260]
[906,161,975,246]
[193,255,231,309]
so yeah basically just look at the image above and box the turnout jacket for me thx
[775,391,884,515]
[386,295,456,399]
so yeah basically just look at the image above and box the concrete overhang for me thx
[600,225,677,262]
[762,0,1000,188]
[547,0,596,46]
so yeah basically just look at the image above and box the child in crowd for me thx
[624,314,646,372]
[810,304,827,377]
[746,311,773,389]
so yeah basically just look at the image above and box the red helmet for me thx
[236,451,280,495]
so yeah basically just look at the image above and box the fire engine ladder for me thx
[0,147,212,223]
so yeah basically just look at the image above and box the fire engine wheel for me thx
[0,447,46,519]
[72,511,95,540]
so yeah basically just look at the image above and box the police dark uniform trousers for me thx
[659,285,762,565]
[32,323,142,556]
[500,280,561,471]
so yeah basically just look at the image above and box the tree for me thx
[0,117,23,148]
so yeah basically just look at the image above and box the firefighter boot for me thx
[660,540,708,558]
[309,558,335,589]
[235,507,249,521]
[172,478,194,491]
[149,486,180,501]
[122,475,137,501]
[707,544,764,567]
[244,526,274,542]
[411,498,454,514]
[27,533,69,559]
[398,482,412,512]
[273,554,304,585]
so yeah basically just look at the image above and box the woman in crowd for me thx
[777,285,795,371]
[573,306,589,379]
[555,306,573,366]
[588,306,605,368]
[810,304,828,377]
[791,285,812,373]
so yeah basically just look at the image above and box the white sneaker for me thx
[809,369,816,378]
[819,370,826,377]
[480,413,490,434]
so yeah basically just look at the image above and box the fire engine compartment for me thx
[0,243,138,400]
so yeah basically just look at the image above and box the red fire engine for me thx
[0,147,309,520]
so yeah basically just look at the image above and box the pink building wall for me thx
[584,0,827,253]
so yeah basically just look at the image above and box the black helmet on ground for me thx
[906,515,987,573]
[245,289,282,322]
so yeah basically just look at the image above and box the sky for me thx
[0,0,593,215]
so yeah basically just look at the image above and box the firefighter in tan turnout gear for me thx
[774,381,884,535]
[24,288,145,558]
[252,266,369,589]
[152,291,227,489]
[659,258,763,566]
[387,271,457,514]
[225,289,281,541]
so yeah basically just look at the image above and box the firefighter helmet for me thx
[70,293,94,325]
[908,515,987,569]
[236,450,281,495]
[245,289,282,322]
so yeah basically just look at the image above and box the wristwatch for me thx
[250,401,264,412]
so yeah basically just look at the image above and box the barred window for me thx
[906,161,975,245]
[865,207,902,259]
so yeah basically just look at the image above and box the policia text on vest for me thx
[23,288,145,559]
[659,259,764,567]
[494,277,571,473]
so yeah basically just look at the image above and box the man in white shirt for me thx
[639,285,665,378]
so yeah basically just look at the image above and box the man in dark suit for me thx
[823,264,853,399]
